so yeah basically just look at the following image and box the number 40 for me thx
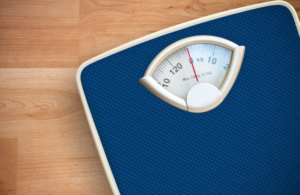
[158,78,170,87]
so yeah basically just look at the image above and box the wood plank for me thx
[0,69,113,195]
[0,138,18,195]
[0,0,79,68]
[1,0,299,68]
[78,0,300,64]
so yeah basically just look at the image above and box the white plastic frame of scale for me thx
[139,36,245,113]
[76,1,300,195]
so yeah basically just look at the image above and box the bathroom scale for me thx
[77,1,300,194]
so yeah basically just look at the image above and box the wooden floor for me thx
[0,0,299,194]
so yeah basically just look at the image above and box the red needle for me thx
[186,48,198,82]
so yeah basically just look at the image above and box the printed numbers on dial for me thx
[158,78,170,87]
[170,63,183,75]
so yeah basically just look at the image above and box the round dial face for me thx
[152,44,232,99]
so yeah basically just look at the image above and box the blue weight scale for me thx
[77,1,300,194]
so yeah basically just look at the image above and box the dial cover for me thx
[139,36,245,113]
[153,44,232,99]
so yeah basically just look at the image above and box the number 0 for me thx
[212,58,217,64]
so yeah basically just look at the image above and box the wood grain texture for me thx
[0,0,300,194]
[79,0,300,64]
[0,69,112,195]
[0,0,299,68]
[0,138,18,195]
[0,0,79,68]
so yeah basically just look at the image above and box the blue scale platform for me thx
[81,5,300,195]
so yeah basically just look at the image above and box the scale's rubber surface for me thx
[81,5,300,194]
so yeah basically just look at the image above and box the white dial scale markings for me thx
[153,44,232,99]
